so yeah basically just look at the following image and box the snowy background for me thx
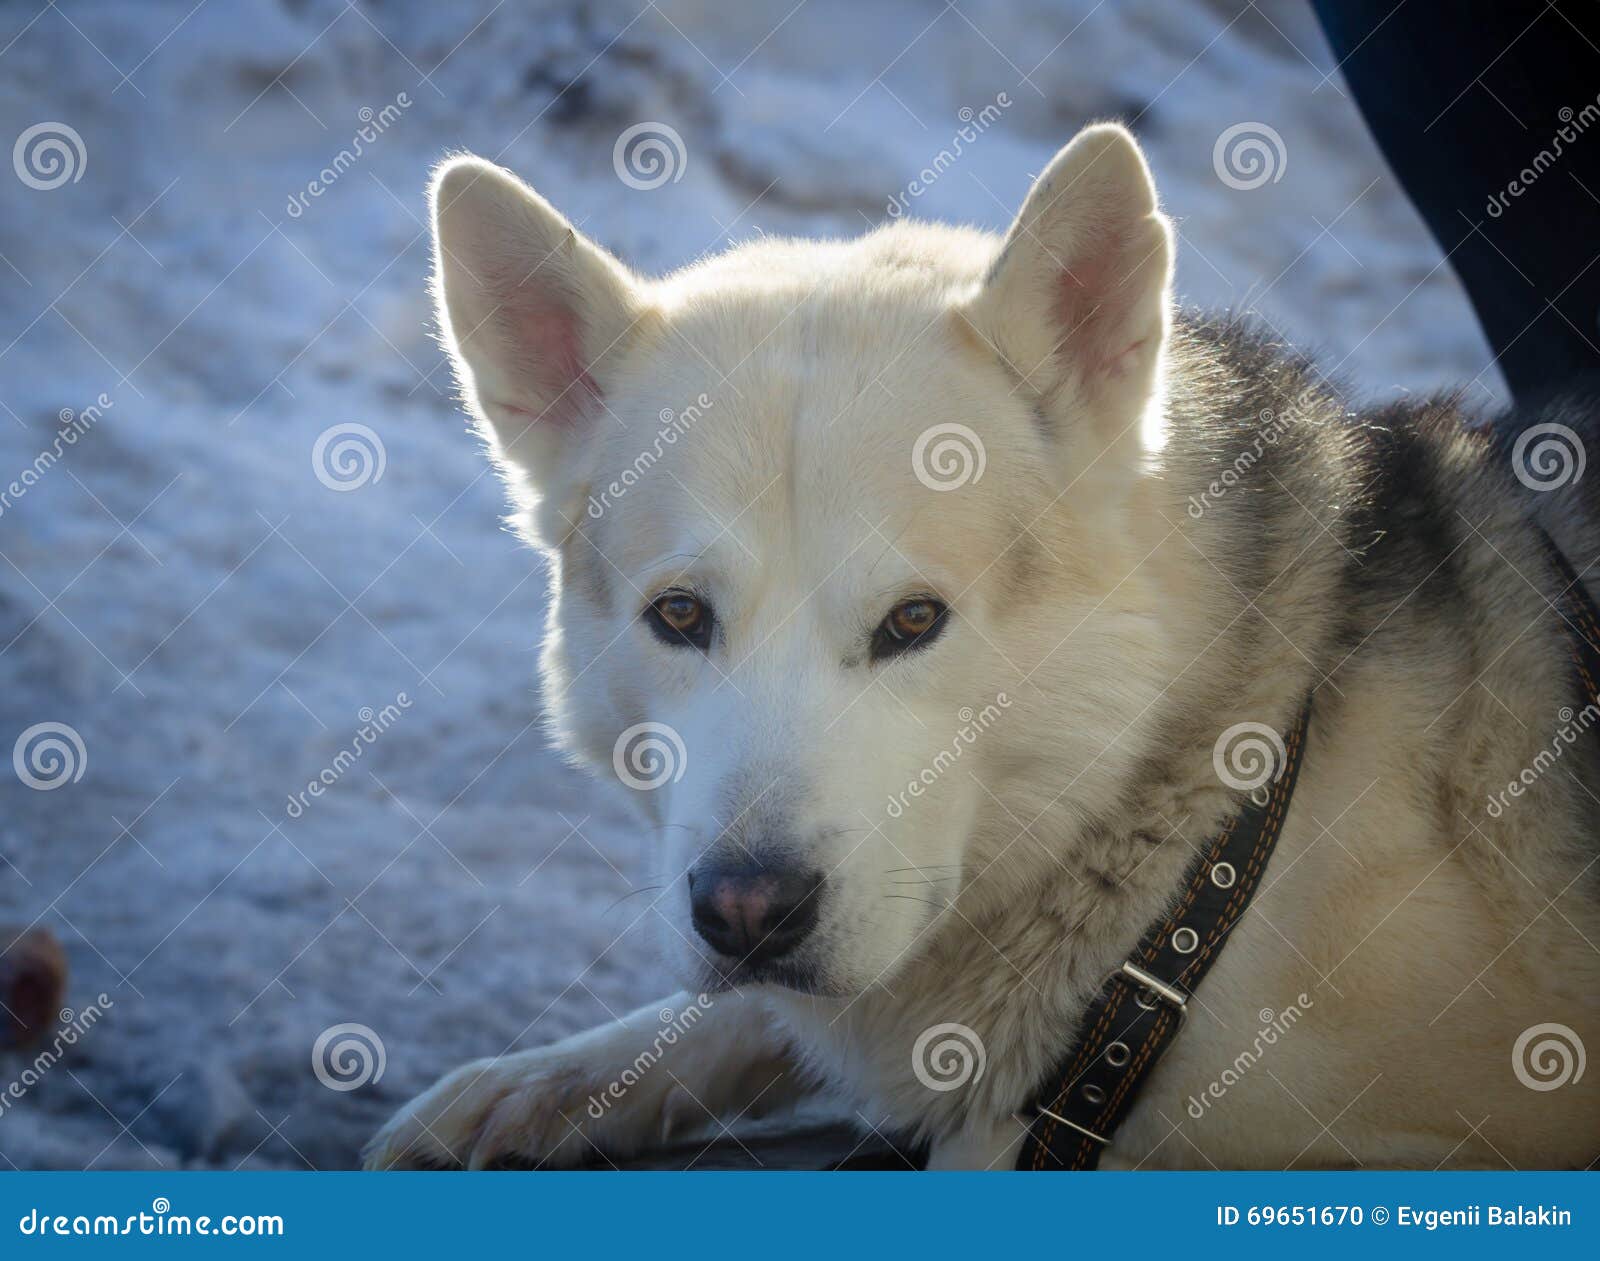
[0,0,1498,1170]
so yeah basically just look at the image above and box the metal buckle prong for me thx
[1033,1106,1111,1146]
[1118,961,1189,1016]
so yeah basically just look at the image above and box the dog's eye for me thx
[645,590,713,650]
[871,597,948,661]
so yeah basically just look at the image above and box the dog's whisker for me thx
[882,894,949,912]
[603,884,665,913]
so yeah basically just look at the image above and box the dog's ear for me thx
[960,124,1173,481]
[431,155,647,543]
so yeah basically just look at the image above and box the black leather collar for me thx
[1016,701,1313,1170]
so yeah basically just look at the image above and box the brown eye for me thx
[889,600,939,638]
[655,593,702,632]
[646,590,713,650]
[872,597,949,661]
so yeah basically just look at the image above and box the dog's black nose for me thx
[688,857,823,962]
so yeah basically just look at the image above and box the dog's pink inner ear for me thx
[507,296,601,427]
[482,283,603,429]
[1054,229,1156,383]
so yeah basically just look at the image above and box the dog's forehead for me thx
[602,297,1036,588]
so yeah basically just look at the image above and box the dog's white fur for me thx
[366,125,1600,1170]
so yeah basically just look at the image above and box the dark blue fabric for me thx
[1311,1,1600,403]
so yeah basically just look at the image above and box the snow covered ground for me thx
[0,0,1499,1170]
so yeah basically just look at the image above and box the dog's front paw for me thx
[363,1052,595,1170]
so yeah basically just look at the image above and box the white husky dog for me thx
[367,124,1600,1170]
